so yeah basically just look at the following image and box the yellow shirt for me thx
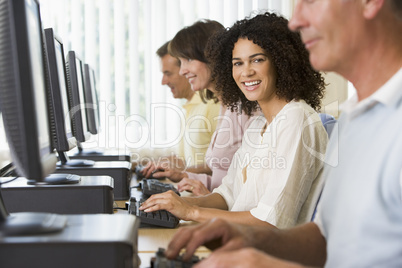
[178,92,220,166]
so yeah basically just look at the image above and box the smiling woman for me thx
[231,38,281,118]
[207,13,325,117]
[138,12,329,229]
[202,12,328,227]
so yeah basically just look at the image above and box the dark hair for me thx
[156,40,181,67]
[156,41,169,58]
[169,19,224,103]
[205,12,325,116]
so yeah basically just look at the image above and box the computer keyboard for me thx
[128,197,179,228]
[141,179,180,197]
[150,248,201,268]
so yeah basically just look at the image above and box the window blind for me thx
[38,0,294,153]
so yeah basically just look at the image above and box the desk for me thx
[138,222,211,267]
[116,177,211,268]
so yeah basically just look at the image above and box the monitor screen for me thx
[43,28,76,152]
[90,68,101,132]
[65,51,91,143]
[0,0,57,181]
[83,64,100,135]
[75,57,90,135]
[55,39,74,138]
[26,0,51,158]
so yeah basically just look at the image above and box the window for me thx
[36,0,294,155]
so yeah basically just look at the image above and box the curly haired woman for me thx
[140,12,329,228]
[141,20,255,196]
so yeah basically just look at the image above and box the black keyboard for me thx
[128,197,179,228]
[150,248,200,268]
[141,179,180,197]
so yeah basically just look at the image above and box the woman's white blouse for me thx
[213,100,328,228]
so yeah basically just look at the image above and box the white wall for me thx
[322,73,348,118]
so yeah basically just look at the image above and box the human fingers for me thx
[138,193,169,212]
[165,222,220,261]
[178,184,194,193]
[190,180,210,196]
[165,224,202,259]
[178,179,209,196]
[177,218,240,261]
[146,164,167,178]
[177,178,192,192]
[193,251,240,268]
[213,224,257,253]
[165,169,184,182]
[178,183,200,195]
[177,177,199,190]
[139,191,185,215]
[152,167,183,181]
[142,162,157,178]
[194,248,283,268]
[151,169,168,179]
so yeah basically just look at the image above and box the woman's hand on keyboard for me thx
[141,161,160,178]
[141,156,186,179]
[152,167,187,182]
[178,177,210,196]
[138,190,195,221]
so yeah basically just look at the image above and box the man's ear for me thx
[362,0,385,19]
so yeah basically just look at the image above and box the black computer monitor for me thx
[0,0,56,182]
[75,63,105,156]
[0,0,66,235]
[43,29,94,167]
[43,28,77,153]
[65,51,91,144]
[71,63,131,162]
[83,64,100,135]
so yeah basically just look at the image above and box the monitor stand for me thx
[57,151,95,167]
[1,176,114,214]
[68,146,131,162]
[27,173,81,185]
[0,212,67,236]
[54,160,132,200]
[0,190,66,236]
[0,214,140,268]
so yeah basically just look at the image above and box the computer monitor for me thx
[43,29,93,167]
[83,64,100,135]
[0,0,66,235]
[65,51,92,144]
[0,0,56,182]
[73,63,105,156]
[43,28,76,153]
